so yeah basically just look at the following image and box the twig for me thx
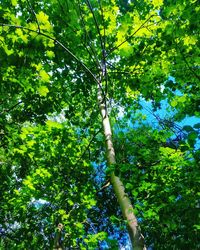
[106,14,154,57]
[0,101,23,115]
[26,0,40,32]
[0,23,99,84]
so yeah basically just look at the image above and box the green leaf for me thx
[188,131,198,141]
[58,209,66,215]
[171,99,178,107]
[178,95,187,103]
[36,11,49,23]
[76,222,83,229]
[193,225,200,230]
[11,0,18,6]
[193,123,200,129]
[68,200,74,206]
[27,140,36,148]
[183,125,194,132]
[39,70,50,82]
[46,120,62,129]
[46,50,55,58]
[37,86,49,97]
[125,183,133,190]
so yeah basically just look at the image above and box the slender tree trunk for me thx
[53,223,63,250]
[97,86,146,250]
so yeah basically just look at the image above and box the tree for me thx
[113,113,200,249]
[0,0,199,249]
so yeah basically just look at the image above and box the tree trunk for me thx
[97,86,146,250]
[53,223,63,250]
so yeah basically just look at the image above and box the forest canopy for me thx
[0,0,199,249]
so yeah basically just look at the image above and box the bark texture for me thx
[97,86,146,250]
[53,223,63,250]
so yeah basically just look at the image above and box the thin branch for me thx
[84,219,97,234]
[85,0,108,89]
[106,61,137,75]
[55,0,101,79]
[173,21,200,81]
[85,0,104,58]
[26,0,40,32]
[96,180,110,193]
[74,127,102,166]
[84,0,109,116]
[76,0,101,71]
[106,14,155,57]
[180,50,200,81]
[98,0,108,95]
[0,23,99,84]
[0,101,23,115]
[98,0,106,52]
[142,105,187,137]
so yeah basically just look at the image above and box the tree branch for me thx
[106,14,155,57]
[0,101,23,115]
[0,23,99,84]
[26,0,41,32]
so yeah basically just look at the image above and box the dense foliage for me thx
[0,0,199,249]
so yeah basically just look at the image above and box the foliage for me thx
[0,0,199,249]
[113,114,199,249]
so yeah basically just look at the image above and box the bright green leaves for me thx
[15,167,52,209]
[20,126,34,140]
[15,29,28,44]
[39,70,50,82]
[183,35,198,46]
[31,64,51,94]
[125,183,133,190]
[170,94,188,108]
[115,23,133,56]
[35,167,51,178]
[118,43,133,57]
[0,0,199,248]
[26,139,36,148]
[159,146,180,156]
[182,125,199,147]
[3,116,99,247]
[11,0,18,6]
[171,99,178,107]
[37,69,51,97]
[114,116,199,247]
[176,95,187,103]
[2,66,17,84]
[84,232,108,249]
[46,120,62,129]
[18,121,63,159]
[37,85,49,97]
[14,144,27,155]
[23,176,36,191]
[36,11,49,24]
[152,0,163,8]
[159,147,186,169]
[29,64,51,96]
[101,0,119,37]
[143,208,159,221]
[36,11,53,33]
[46,50,55,58]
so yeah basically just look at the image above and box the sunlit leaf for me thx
[37,85,49,97]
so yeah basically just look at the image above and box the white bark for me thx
[97,86,146,250]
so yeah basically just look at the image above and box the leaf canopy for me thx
[0,0,199,249]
